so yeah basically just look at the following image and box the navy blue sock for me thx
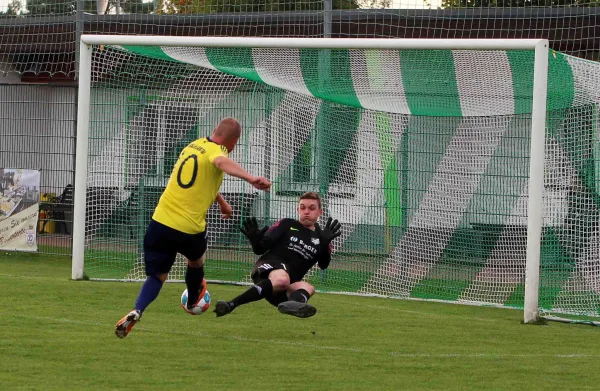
[185,265,205,309]
[134,275,164,313]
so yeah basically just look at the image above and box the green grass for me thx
[1,252,600,390]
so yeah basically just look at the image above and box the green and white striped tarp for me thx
[114,45,598,117]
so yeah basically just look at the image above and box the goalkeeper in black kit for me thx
[214,192,342,318]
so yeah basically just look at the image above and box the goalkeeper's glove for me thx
[240,217,268,246]
[315,217,342,244]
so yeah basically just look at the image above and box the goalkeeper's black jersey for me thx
[258,218,332,280]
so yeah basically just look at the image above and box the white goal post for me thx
[73,35,549,324]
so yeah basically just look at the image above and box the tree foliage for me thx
[0,0,23,15]
[442,0,599,7]
[154,0,361,15]
[357,0,391,7]
[13,0,600,17]
[24,0,155,16]
[119,0,155,13]
[20,0,396,16]
[26,0,73,15]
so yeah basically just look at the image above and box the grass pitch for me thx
[1,251,599,391]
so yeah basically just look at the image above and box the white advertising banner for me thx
[0,169,41,252]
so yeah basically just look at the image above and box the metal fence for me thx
[0,84,76,255]
[0,2,599,255]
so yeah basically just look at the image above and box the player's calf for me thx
[184,278,207,312]
[185,257,206,310]
[215,279,275,318]
[288,288,311,303]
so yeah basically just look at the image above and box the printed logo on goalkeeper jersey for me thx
[311,238,320,245]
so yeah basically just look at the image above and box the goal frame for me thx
[73,35,549,324]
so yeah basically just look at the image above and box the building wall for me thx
[0,84,76,198]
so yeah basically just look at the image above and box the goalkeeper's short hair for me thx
[299,191,321,209]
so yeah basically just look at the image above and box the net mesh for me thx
[2,3,599,258]
[83,44,600,317]
[1,4,599,80]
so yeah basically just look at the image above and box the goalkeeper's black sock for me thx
[230,279,273,309]
[185,265,205,309]
[288,288,310,304]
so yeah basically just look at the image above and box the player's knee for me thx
[155,273,168,283]
[268,270,290,291]
[271,278,290,291]
[187,253,206,268]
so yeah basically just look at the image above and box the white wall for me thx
[0,84,76,197]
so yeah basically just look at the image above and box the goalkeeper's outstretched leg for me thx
[214,268,318,318]
[214,268,290,317]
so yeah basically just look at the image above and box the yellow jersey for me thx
[152,137,228,234]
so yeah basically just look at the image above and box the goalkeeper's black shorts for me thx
[251,259,296,307]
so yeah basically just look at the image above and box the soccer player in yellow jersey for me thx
[115,118,271,338]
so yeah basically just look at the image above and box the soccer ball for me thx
[181,288,211,315]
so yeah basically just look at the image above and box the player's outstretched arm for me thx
[315,217,342,270]
[212,156,271,190]
[317,249,332,270]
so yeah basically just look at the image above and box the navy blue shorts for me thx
[143,220,207,276]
